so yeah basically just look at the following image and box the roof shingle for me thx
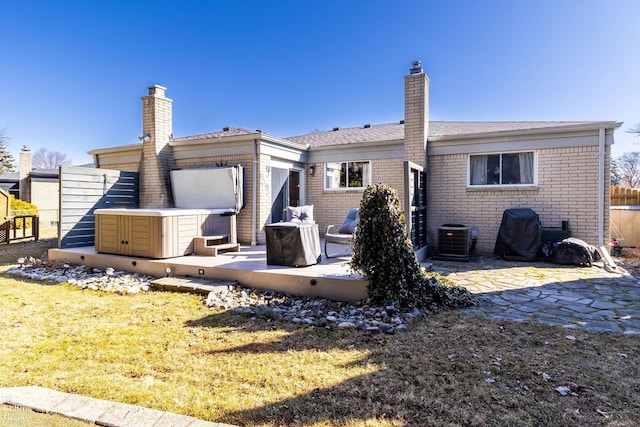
[285,120,610,148]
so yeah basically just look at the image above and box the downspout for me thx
[597,128,605,247]
[251,139,258,246]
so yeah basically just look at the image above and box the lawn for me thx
[1,240,639,426]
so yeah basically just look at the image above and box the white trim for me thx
[252,139,258,246]
[294,167,306,206]
[610,205,640,210]
[309,140,403,163]
[598,128,605,247]
[261,141,308,163]
[269,159,295,170]
[171,139,255,159]
[323,160,372,191]
[88,143,143,156]
[430,129,617,156]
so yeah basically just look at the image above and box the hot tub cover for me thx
[494,208,541,261]
[170,166,243,212]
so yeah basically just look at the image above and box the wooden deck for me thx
[48,243,368,302]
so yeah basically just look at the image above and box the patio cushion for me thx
[286,205,314,223]
[338,208,359,234]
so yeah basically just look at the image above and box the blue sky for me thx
[1,0,639,166]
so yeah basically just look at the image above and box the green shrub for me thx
[350,183,474,310]
[9,195,38,229]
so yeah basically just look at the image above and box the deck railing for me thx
[0,215,40,243]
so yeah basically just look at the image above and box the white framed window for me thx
[325,161,371,190]
[469,151,536,187]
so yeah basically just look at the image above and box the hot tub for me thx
[94,208,237,259]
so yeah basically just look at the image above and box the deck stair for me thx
[151,276,238,295]
[193,235,241,256]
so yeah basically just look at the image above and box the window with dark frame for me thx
[325,161,371,189]
[469,152,534,186]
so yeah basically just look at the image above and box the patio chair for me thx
[324,208,359,258]
[284,205,315,223]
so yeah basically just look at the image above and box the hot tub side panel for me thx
[95,210,239,259]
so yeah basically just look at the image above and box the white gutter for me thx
[598,128,605,247]
[251,139,258,246]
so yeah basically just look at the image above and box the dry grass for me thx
[0,238,56,265]
[1,405,90,426]
[1,241,639,426]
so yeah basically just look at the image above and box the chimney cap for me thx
[147,84,167,96]
[21,145,30,152]
[409,60,423,75]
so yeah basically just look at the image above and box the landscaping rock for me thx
[7,259,423,332]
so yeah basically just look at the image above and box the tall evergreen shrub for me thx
[350,183,474,309]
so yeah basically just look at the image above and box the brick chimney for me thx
[19,145,31,201]
[139,85,174,208]
[404,60,429,168]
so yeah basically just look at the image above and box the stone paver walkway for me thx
[425,257,640,334]
[1,386,237,427]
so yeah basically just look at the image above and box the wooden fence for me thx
[611,186,640,206]
[610,186,640,247]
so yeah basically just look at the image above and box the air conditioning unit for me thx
[437,224,471,258]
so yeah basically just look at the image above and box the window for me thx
[325,161,371,189]
[469,152,535,186]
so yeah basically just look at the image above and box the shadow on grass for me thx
[187,310,491,425]
[184,272,640,426]
[0,238,57,265]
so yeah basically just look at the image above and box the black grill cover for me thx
[493,208,541,261]
[540,238,601,266]
[265,222,321,267]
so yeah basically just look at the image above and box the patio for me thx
[48,240,368,302]
[47,241,640,333]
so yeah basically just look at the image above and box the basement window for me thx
[325,161,371,190]
[469,152,536,187]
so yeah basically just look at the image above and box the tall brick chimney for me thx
[139,85,174,208]
[19,145,32,202]
[403,60,429,168]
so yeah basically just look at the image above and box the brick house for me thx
[89,61,621,257]
[0,147,60,230]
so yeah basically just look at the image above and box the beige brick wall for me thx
[428,145,610,254]
[307,158,406,234]
[403,72,429,168]
[255,155,274,244]
[30,181,59,228]
[19,150,31,202]
[140,86,174,208]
